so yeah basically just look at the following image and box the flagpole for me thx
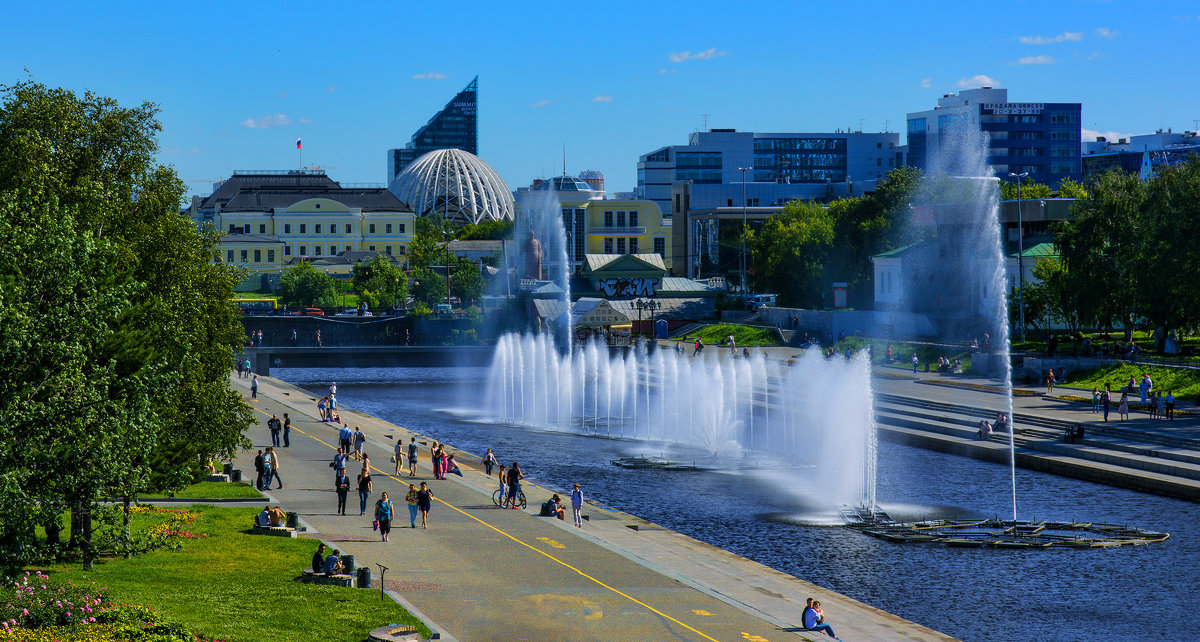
[298,136,302,170]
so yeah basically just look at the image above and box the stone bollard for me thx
[223,463,233,475]
[230,469,242,483]
[357,565,371,588]
[342,554,355,573]
[286,512,299,529]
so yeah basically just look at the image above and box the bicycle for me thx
[492,488,527,509]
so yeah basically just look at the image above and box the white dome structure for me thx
[388,148,515,225]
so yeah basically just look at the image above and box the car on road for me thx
[745,294,778,312]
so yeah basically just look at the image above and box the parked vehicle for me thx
[745,294,778,311]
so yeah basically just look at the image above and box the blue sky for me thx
[5,1,1198,198]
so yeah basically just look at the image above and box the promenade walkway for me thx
[230,374,955,642]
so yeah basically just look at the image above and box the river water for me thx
[281,366,1199,642]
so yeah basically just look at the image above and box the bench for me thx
[251,521,300,537]
[298,568,353,587]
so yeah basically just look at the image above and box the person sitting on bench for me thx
[312,543,326,574]
[323,549,343,575]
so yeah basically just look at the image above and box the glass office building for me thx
[387,76,479,182]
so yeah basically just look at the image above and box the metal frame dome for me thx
[388,148,514,225]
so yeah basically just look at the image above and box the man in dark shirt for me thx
[282,413,291,447]
[253,450,265,490]
[312,543,326,574]
[505,463,523,509]
[268,414,282,447]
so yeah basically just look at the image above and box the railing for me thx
[233,169,326,175]
[587,226,646,235]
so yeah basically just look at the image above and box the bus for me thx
[236,298,278,315]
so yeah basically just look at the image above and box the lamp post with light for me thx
[1008,171,1028,343]
[634,298,659,336]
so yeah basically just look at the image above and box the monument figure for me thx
[523,230,544,280]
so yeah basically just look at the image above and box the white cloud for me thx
[668,47,727,63]
[532,100,554,108]
[957,74,999,89]
[1010,55,1056,65]
[591,95,613,103]
[412,72,447,80]
[1082,128,1131,143]
[657,68,677,75]
[1094,27,1118,39]
[920,78,932,89]
[1019,32,1082,44]
[239,114,293,128]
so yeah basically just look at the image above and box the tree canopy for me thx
[0,80,250,568]
[278,261,341,308]
[351,254,408,310]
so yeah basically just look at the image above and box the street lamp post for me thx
[737,167,751,296]
[634,298,659,336]
[1008,171,1028,343]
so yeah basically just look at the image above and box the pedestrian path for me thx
[230,374,957,642]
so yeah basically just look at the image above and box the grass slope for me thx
[676,324,781,347]
[1061,363,1200,402]
[45,505,429,642]
[158,481,262,499]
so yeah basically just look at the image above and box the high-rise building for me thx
[906,87,1081,187]
[637,129,904,217]
[1082,128,1200,181]
[387,76,478,182]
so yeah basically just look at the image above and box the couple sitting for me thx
[801,598,838,638]
[257,505,287,527]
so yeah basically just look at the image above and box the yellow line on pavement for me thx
[249,403,721,642]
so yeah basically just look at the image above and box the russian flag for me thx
[296,137,302,149]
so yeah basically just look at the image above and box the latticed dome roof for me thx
[388,149,514,225]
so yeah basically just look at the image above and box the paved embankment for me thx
[231,374,956,642]
[872,369,1200,502]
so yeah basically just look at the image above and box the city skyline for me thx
[5,1,1198,197]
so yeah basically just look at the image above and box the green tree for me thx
[408,214,453,270]
[411,266,448,308]
[450,257,484,307]
[1136,157,1200,348]
[1000,179,1052,201]
[351,254,408,310]
[0,80,250,568]
[278,261,341,308]
[456,219,513,241]
[1057,178,1089,199]
[750,200,834,307]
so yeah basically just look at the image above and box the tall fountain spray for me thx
[906,123,1016,522]
[513,187,572,347]
[485,336,878,513]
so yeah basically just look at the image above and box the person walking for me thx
[416,482,434,528]
[290,328,298,347]
[1140,374,1152,405]
[497,465,508,505]
[314,329,323,347]
[1101,384,1111,422]
[250,374,259,400]
[1091,388,1100,414]
[570,483,584,528]
[339,423,353,455]
[266,447,283,489]
[317,397,328,422]
[1166,391,1176,420]
[1118,392,1130,421]
[332,448,348,480]
[505,462,524,509]
[261,447,273,490]
[253,449,265,491]
[357,468,373,516]
[1158,392,1167,420]
[912,353,919,374]
[352,426,366,462]
[374,492,394,542]
[1046,369,1056,395]
[407,437,419,477]
[393,439,404,475]
[483,448,497,476]
[405,484,419,527]
[243,358,251,379]
[692,338,703,356]
[334,469,350,515]
[268,414,281,447]
[431,442,443,480]
[282,413,291,447]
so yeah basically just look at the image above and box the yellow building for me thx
[188,170,415,285]
[519,175,672,275]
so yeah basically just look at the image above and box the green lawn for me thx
[673,323,782,347]
[43,505,429,642]
[156,481,262,499]
[1059,363,1200,403]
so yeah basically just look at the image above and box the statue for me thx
[523,230,543,280]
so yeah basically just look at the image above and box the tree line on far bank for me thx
[748,156,1200,353]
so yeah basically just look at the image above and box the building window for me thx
[226,249,234,262]
[604,238,613,254]
[315,224,322,234]
[629,211,638,227]
[369,223,376,234]
[228,224,236,233]
[345,245,352,252]
[300,224,306,234]
[253,249,261,263]
[629,238,639,254]
[385,245,393,255]
[314,245,322,256]
[284,223,292,234]
[368,245,376,252]
[267,250,275,263]
[604,211,613,227]
[616,211,626,227]
[616,238,626,254]
[330,245,337,256]
[397,245,406,255]
[386,223,393,234]
[330,223,337,235]
[398,223,405,233]
[674,194,681,213]
[243,225,251,234]
[299,245,307,256]
[259,224,266,234]
[284,246,292,257]
[240,249,248,263]
[654,237,666,257]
